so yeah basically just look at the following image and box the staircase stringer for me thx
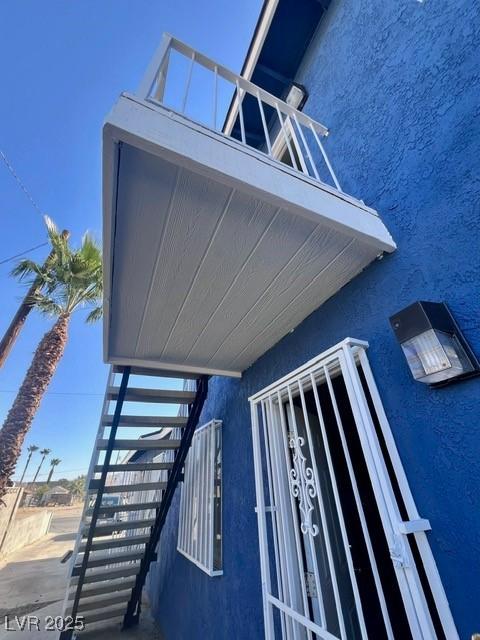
[122,375,209,628]
[58,365,117,630]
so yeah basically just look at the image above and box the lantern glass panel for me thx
[401,329,474,384]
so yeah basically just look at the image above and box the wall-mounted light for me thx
[286,83,308,111]
[390,301,480,387]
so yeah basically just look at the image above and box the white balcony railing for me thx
[136,34,343,193]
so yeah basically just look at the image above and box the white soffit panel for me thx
[104,98,395,376]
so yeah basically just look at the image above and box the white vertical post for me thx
[137,33,173,100]
[309,367,370,640]
[268,394,307,640]
[151,48,171,103]
[256,91,272,156]
[187,443,194,558]
[275,103,299,171]
[213,65,218,130]
[178,455,185,552]
[292,113,320,181]
[181,51,196,114]
[208,421,215,572]
[199,430,206,567]
[298,375,348,640]
[203,428,210,569]
[357,350,459,640]
[260,401,287,639]
[323,364,390,640]
[193,434,200,560]
[235,80,246,144]
[309,124,342,192]
[285,385,321,637]
[250,402,275,640]
[340,347,432,639]
[276,386,314,638]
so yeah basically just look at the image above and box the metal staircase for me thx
[60,365,208,638]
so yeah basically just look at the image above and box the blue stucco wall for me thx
[148,1,480,638]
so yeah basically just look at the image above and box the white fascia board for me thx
[102,123,119,366]
[107,356,242,379]
[105,95,396,254]
[223,0,279,135]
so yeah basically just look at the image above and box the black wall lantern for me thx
[390,301,480,387]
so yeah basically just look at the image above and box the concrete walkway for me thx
[0,507,82,624]
[0,506,163,639]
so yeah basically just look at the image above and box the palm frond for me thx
[44,215,69,265]
[11,259,47,282]
[86,305,103,324]
[10,217,103,321]
[30,293,64,317]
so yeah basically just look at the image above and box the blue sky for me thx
[0,0,261,482]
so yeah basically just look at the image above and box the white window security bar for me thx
[177,419,223,577]
[136,33,343,193]
[249,338,459,640]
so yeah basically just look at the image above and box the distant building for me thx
[42,486,72,506]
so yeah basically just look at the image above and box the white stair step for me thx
[95,461,173,473]
[89,480,167,493]
[74,593,131,614]
[87,501,160,517]
[72,551,145,574]
[97,439,181,450]
[113,365,199,379]
[67,578,136,600]
[80,604,126,624]
[79,534,150,552]
[107,387,196,404]
[102,415,187,427]
[70,565,139,586]
[85,518,155,536]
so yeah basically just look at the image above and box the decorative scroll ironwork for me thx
[288,435,319,537]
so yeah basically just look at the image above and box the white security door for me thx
[249,339,458,640]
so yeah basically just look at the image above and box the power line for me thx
[0,148,44,216]
[0,241,49,266]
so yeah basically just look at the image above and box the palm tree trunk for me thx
[0,314,70,501]
[46,466,54,484]
[30,455,46,486]
[18,451,33,485]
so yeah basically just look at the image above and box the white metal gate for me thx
[249,339,458,640]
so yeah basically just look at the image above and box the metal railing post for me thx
[137,33,173,100]
[309,123,342,192]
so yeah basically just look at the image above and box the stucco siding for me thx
[148,1,480,638]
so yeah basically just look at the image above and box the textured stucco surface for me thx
[148,1,480,638]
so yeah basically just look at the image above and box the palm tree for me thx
[30,448,51,486]
[18,444,39,486]
[68,475,86,501]
[0,217,102,501]
[46,458,61,484]
[0,231,69,369]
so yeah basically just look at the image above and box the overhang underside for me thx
[104,101,395,377]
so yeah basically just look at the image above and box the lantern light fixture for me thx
[389,301,480,387]
[286,83,308,111]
